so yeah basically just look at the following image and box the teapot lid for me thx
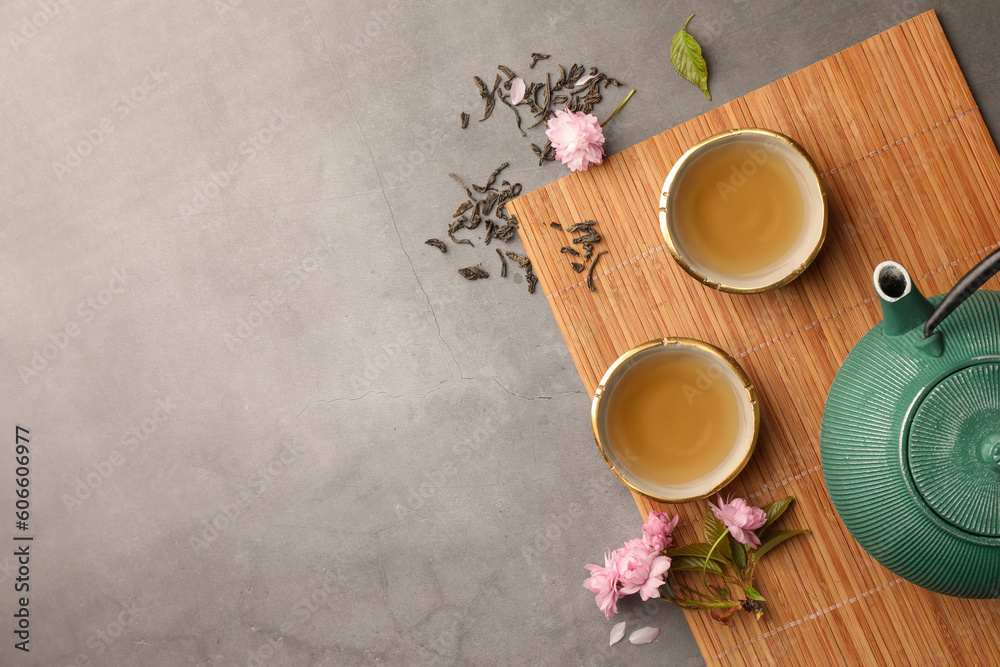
[908,362,1000,537]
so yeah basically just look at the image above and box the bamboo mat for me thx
[508,11,1000,666]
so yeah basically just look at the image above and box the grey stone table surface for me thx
[1,0,997,665]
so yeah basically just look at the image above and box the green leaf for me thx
[729,536,747,569]
[670,555,723,575]
[671,14,711,101]
[743,586,766,602]
[702,510,732,559]
[759,497,794,535]
[712,585,731,601]
[666,542,726,562]
[753,529,809,561]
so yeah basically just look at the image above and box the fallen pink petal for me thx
[629,626,660,645]
[510,77,526,105]
[609,621,626,646]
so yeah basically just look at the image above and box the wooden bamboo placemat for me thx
[508,11,1000,666]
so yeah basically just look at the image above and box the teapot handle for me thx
[924,248,1000,338]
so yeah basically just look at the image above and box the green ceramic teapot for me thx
[821,250,1000,598]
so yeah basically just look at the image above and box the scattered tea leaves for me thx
[460,111,469,129]
[435,163,530,291]
[529,52,550,68]
[671,14,711,100]
[425,238,447,253]
[465,55,625,164]
[560,246,579,256]
[586,250,609,292]
[458,264,489,280]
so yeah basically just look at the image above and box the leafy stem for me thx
[600,89,636,128]
[702,529,729,593]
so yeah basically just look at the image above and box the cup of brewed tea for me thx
[659,128,827,293]
[591,338,759,503]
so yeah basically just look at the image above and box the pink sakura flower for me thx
[617,540,671,601]
[545,108,605,172]
[709,494,767,549]
[641,511,680,552]
[584,549,622,619]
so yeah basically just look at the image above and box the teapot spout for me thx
[874,261,935,336]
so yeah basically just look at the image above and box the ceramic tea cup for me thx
[659,128,827,293]
[591,338,759,503]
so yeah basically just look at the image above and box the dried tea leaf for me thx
[473,162,509,193]
[453,201,473,217]
[448,230,473,247]
[671,14,711,100]
[549,222,562,230]
[498,93,526,137]
[572,230,600,244]
[586,250,609,292]
[425,238,447,253]
[484,219,495,245]
[449,172,475,199]
[526,265,538,294]
[554,64,566,90]
[565,221,597,232]
[480,74,501,121]
[552,95,568,105]
[496,248,507,277]
[480,191,498,216]
[466,201,482,229]
[473,76,489,97]
[458,264,489,280]
[560,246,580,256]
[492,220,519,242]
[604,77,623,87]
[529,52,550,68]
[450,216,467,231]
[534,72,554,128]
[510,77,526,105]
[460,111,469,129]
[583,242,594,260]
[571,262,585,273]
[505,251,530,268]
[498,65,516,80]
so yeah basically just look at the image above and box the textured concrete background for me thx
[0,1,996,665]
